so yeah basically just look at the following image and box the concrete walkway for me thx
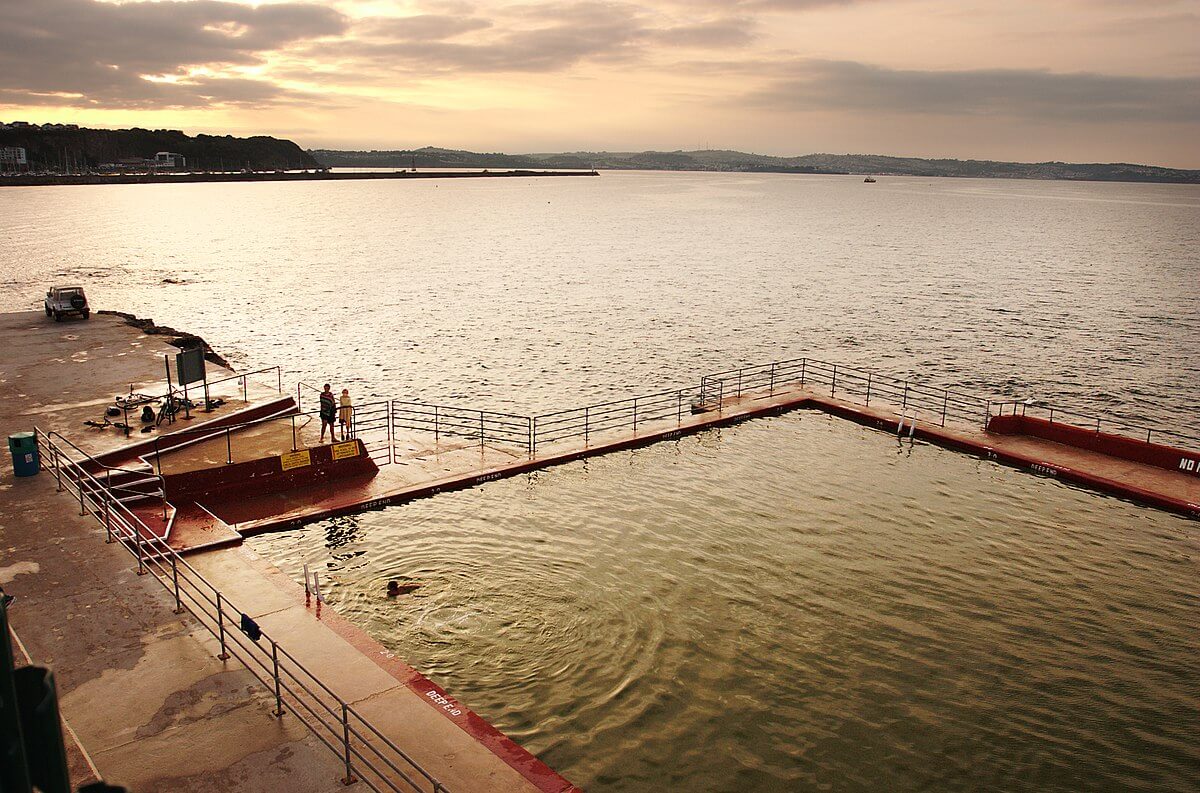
[1,311,575,792]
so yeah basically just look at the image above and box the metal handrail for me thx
[43,430,167,520]
[390,400,533,453]
[991,399,1200,450]
[531,387,700,451]
[35,428,451,793]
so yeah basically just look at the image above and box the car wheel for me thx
[44,305,51,316]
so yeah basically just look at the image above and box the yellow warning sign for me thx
[332,441,360,461]
[280,449,312,471]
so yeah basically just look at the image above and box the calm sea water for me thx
[2,173,1199,791]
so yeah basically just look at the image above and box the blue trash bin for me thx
[8,432,40,477]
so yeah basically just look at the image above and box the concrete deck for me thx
[1,310,575,792]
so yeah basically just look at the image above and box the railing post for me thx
[291,414,297,452]
[296,383,302,411]
[831,364,837,397]
[53,445,63,492]
[736,369,742,398]
[632,398,638,432]
[216,592,229,660]
[136,527,145,575]
[865,373,872,406]
[531,416,538,456]
[388,402,395,464]
[479,411,485,451]
[78,470,86,515]
[1095,417,1101,434]
[1049,408,1055,424]
[800,358,807,388]
[226,427,233,464]
[584,406,590,445]
[241,375,247,403]
[769,363,776,395]
[718,380,724,413]
[341,703,355,785]
[902,382,909,411]
[271,642,284,717]
[172,556,183,614]
[941,390,948,427]
[104,492,113,543]
[1146,429,1152,444]
[677,391,682,425]
[984,400,991,430]
[434,406,440,446]
[277,367,282,393]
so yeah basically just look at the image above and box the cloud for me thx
[0,0,345,108]
[359,14,494,41]
[741,60,1200,122]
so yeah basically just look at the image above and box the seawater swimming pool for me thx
[249,411,1200,792]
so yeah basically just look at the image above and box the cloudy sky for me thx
[1,0,1198,166]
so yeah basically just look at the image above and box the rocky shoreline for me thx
[98,309,231,369]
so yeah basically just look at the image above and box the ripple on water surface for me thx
[250,412,1200,793]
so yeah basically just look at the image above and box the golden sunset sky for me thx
[2,0,1198,166]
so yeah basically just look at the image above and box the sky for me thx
[1,0,1198,167]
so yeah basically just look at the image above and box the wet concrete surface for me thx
[0,312,410,791]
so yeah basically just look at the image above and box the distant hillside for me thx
[312,146,1200,184]
[0,124,318,171]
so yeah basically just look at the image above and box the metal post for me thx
[1049,408,1055,424]
[434,406,440,446]
[800,359,807,388]
[736,369,742,398]
[984,400,991,430]
[531,417,538,456]
[718,380,724,413]
[136,527,145,575]
[831,364,837,397]
[942,390,948,427]
[866,373,872,406]
[277,367,282,393]
[341,703,355,784]
[902,382,909,410]
[78,470,86,515]
[226,427,233,464]
[388,402,395,464]
[53,445,63,492]
[769,363,776,395]
[479,411,485,451]
[1146,429,1152,444]
[297,383,302,412]
[1095,417,1101,434]
[633,398,639,432]
[216,592,229,660]
[677,392,682,425]
[291,415,297,452]
[271,642,284,717]
[104,491,113,543]
[584,406,590,445]
[172,556,183,614]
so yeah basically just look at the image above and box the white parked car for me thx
[44,285,90,321]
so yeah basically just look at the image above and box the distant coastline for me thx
[314,147,1200,185]
[0,168,598,188]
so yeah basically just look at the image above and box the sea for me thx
[2,171,1198,791]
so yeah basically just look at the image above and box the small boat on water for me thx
[864,176,877,183]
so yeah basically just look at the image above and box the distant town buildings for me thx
[154,151,186,169]
[0,121,79,131]
[0,146,27,170]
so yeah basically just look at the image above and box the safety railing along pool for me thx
[34,428,453,793]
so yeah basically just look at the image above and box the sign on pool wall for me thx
[281,449,312,471]
[332,441,360,461]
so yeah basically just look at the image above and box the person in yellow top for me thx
[338,389,354,440]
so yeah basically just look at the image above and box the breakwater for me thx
[0,169,599,187]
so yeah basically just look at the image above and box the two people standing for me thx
[319,383,354,443]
